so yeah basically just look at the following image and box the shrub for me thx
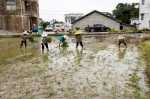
[68,30,73,34]
[109,28,118,33]
[137,30,143,33]
[75,27,80,30]
[142,28,150,31]
[61,42,69,47]
[120,29,127,32]
[69,31,72,34]
[132,29,143,33]
[46,37,52,43]
[28,36,34,42]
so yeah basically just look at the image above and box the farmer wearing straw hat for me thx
[41,33,49,51]
[58,35,68,47]
[20,31,28,48]
[75,31,83,48]
[118,35,127,48]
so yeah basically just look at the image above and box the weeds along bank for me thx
[138,36,150,88]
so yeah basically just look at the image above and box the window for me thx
[25,1,29,7]
[141,14,144,20]
[142,0,145,5]
[5,1,16,10]
[66,25,69,27]
[56,25,61,27]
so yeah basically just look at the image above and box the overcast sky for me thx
[39,0,139,22]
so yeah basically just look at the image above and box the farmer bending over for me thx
[118,35,127,48]
[59,35,68,47]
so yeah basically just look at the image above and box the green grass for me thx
[139,41,150,87]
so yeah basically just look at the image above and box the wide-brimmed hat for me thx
[23,31,29,34]
[41,33,48,37]
[75,31,82,34]
[64,35,68,39]
[118,35,124,39]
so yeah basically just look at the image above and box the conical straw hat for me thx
[75,31,82,34]
[118,35,124,39]
[41,33,48,37]
[64,35,68,39]
[23,31,29,34]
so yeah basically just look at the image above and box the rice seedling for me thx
[61,42,69,47]
[64,92,69,98]
[16,74,24,79]
[49,91,55,98]
[73,67,78,72]
[28,36,34,42]
[38,67,46,75]
[85,96,90,99]
[30,95,35,99]
[82,86,89,92]
[102,81,108,86]
[46,37,52,43]
[107,72,111,76]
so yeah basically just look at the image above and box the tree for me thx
[39,18,50,29]
[105,12,114,18]
[42,21,50,29]
[113,3,139,24]
[53,20,64,24]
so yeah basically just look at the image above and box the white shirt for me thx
[61,26,65,29]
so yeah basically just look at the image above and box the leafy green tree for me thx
[42,21,50,29]
[39,18,50,29]
[53,20,64,24]
[113,3,139,24]
[105,12,114,18]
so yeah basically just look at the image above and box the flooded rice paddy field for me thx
[0,35,150,99]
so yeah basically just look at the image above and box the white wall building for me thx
[130,18,139,25]
[64,13,84,24]
[130,18,139,29]
[139,0,150,29]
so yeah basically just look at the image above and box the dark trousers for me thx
[76,41,83,48]
[42,43,48,50]
[118,39,126,46]
[20,41,27,47]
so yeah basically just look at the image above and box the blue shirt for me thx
[33,26,37,32]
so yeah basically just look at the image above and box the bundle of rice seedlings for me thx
[61,42,69,47]
[28,36,34,42]
[46,37,52,43]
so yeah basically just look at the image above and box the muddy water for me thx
[0,35,149,99]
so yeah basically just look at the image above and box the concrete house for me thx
[0,0,39,32]
[71,10,121,30]
[64,13,84,24]
[139,0,150,29]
